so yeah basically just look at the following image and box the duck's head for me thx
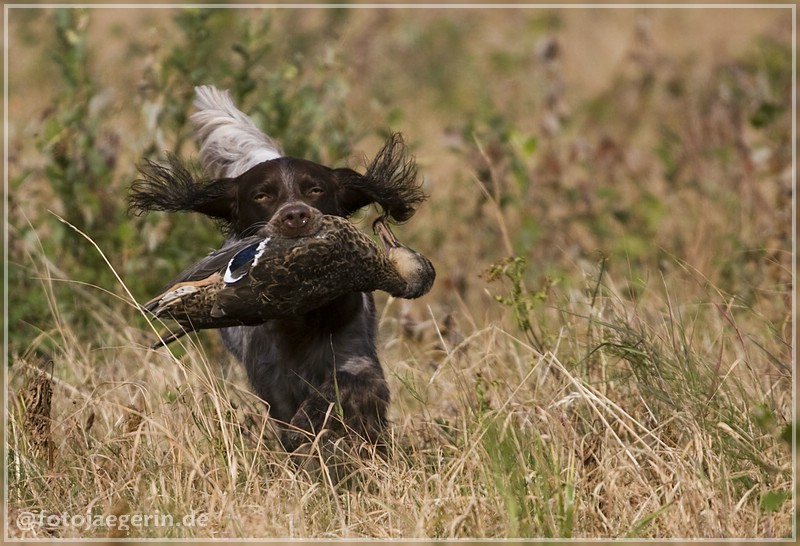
[373,218,435,299]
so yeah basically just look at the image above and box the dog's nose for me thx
[276,203,317,237]
[280,204,311,228]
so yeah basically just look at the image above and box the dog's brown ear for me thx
[335,133,426,222]
[189,179,237,222]
[335,167,373,217]
[129,155,238,225]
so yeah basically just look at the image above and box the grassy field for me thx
[6,6,794,540]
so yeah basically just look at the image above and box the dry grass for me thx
[6,6,794,540]
[8,264,792,539]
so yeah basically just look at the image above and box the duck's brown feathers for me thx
[145,215,434,344]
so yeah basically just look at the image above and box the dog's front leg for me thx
[282,356,389,455]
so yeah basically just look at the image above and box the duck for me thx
[144,215,434,347]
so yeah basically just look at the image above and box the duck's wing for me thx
[221,237,271,284]
[164,235,267,287]
[213,217,383,319]
[143,235,267,318]
[212,235,332,320]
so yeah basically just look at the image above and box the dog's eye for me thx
[253,193,274,203]
[307,187,325,197]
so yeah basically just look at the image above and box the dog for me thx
[130,86,428,453]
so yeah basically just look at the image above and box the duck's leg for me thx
[282,355,389,456]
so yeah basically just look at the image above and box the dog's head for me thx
[129,133,426,238]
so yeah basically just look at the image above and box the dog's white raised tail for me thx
[191,85,283,178]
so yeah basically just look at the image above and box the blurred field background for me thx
[6,5,794,540]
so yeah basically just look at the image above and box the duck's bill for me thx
[372,217,400,249]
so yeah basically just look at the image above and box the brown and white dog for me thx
[131,86,429,453]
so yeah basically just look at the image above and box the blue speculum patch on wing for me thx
[224,237,270,284]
